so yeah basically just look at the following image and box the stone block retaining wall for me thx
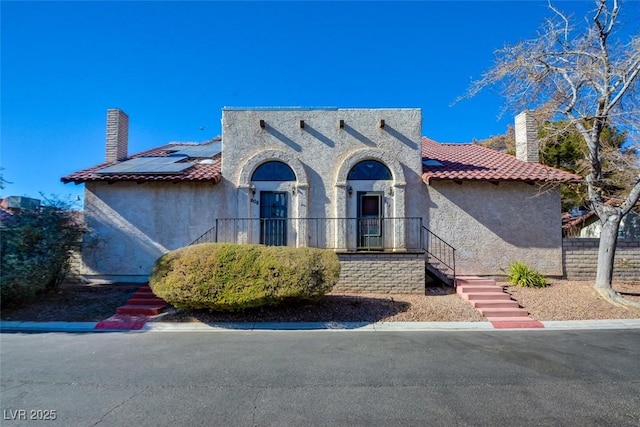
[335,252,425,294]
[563,238,640,280]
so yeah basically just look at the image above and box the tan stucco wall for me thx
[77,108,568,282]
[426,181,563,276]
[222,108,426,249]
[82,181,228,282]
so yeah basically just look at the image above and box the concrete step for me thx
[458,292,507,301]
[486,316,540,322]
[127,298,167,306]
[473,300,520,309]
[491,319,544,329]
[116,305,164,316]
[464,293,512,301]
[456,279,497,287]
[479,308,529,318]
[132,291,156,299]
[457,285,503,294]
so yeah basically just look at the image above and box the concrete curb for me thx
[141,321,495,332]
[541,319,640,330]
[0,321,99,332]
[2,319,640,333]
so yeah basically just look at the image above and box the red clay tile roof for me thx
[421,137,582,183]
[61,138,222,184]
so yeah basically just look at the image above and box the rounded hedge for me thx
[149,243,341,311]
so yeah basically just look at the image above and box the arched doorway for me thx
[347,160,392,249]
[251,161,296,246]
[334,148,407,251]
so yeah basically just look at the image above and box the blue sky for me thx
[2,0,630,204]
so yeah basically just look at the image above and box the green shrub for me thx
[507,261,548,288]
[149,243,341,311]
[1,197,84,307]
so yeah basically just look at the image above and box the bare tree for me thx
[465,0,640,307]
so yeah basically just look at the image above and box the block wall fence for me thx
[563,238,640,280]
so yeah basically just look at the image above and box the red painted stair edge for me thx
[95,284,167,330]
[491,320,544,329]
[457,277,545,329]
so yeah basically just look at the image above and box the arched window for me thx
[347,160,392,180]
[251,161,296,181]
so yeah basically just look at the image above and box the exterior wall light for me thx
[259,120,265,129]
[339,119,344,129]
[300,120,305,129]
[348,186,353,197]
[379,119,385,129]
[250,185,256,195]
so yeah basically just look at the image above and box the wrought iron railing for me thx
[190,217,457,286]
[190,217,423,251]
[421,226,456,286]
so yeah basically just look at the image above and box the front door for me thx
[260,191,288,246]
[357,192,383,250]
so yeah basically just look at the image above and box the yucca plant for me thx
[507,261,548,288]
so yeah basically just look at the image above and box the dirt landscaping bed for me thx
[1,279,639,323]
[0,282,140,322]
[504,279,640,321]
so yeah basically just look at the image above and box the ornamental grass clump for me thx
[149,243,341,311]
[507,261,548,288]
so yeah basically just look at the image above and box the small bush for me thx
[1,197,84,307]
[507,261,548,288]
[149,243,341,311]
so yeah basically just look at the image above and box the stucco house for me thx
[62,108,579,293]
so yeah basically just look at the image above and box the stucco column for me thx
[393,182,407,251]
[237,185,251,244]
[334,182,348,250]
[295,184,309,247]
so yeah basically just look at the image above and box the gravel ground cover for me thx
[154,287,487,323]
[504,279,640,321]
[2,280,639,323]
[0,282,140,322]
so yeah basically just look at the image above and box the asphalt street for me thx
[1,329,639,426]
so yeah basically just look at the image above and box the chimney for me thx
[105,109,129,163]
[515,110,539,163]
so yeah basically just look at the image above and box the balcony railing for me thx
[190,217,457,286]
[191,217,424,251]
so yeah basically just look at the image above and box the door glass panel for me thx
[260,191,287,246]
[357,192,383,249]
[361,196,380,217]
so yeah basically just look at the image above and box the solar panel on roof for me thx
[172,142,221,158]
[422,159,443,167]
[96,157,195,175]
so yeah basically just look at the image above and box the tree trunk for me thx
[594,210,640,308]
[594,211,620,291]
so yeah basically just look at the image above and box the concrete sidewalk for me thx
[2,319,640,333]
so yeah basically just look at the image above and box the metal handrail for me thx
[421,225,456,286]
[189,217,423,251]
